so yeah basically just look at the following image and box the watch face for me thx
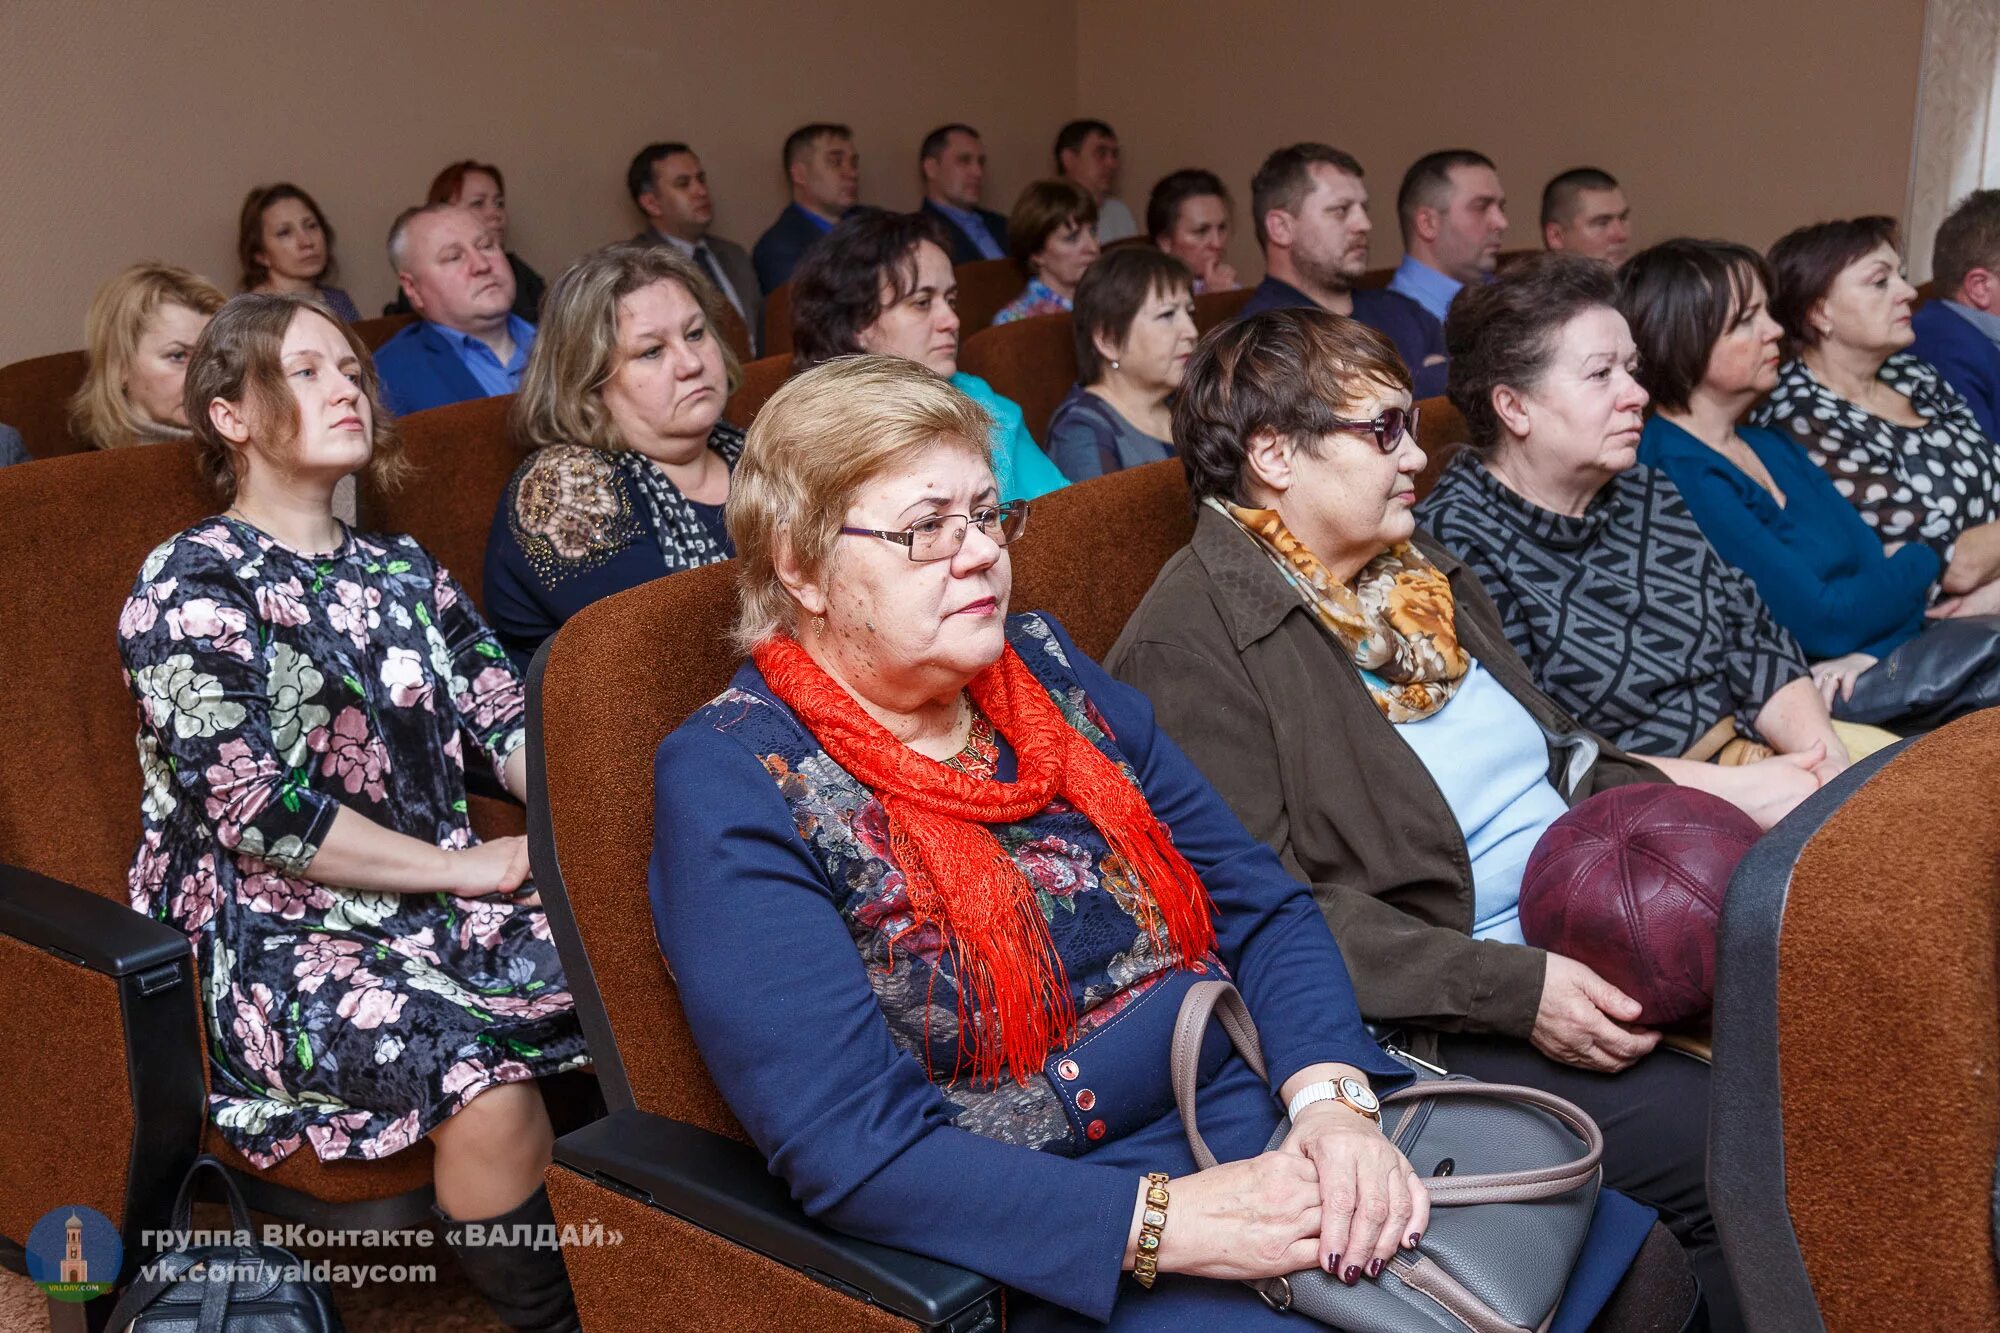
[1340,1077,1380,1112]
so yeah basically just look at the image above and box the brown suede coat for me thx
[1106,508,1663,1049]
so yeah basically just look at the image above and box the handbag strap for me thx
[1171,979,1604,1202]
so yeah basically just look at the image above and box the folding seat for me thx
[0,445,448,1327]
[1192,287,1251,334]
[722,354,792,430]
[1098,235,1157,255]
[352,313,416,352]
[1355,264,1397,290]
[952,257,1029,335]
[1414,392,1468,501]
[958,314,1077,442]
[1711,714,2000,1328]
[762,283,795,358]
[356,392,520,612]
[0,348,90,459]
[1494,248,1542,273]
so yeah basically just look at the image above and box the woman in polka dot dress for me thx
[1749,216,2000,597]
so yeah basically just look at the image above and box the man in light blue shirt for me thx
[1388,149,1509,323]
[919,123,1009,264]
[375,204,535,417]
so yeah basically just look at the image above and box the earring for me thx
[1109,359,1120,370]
[812,615,826,635]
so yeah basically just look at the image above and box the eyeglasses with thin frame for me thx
[1326,404,1421,454]
[839,500,1031,563]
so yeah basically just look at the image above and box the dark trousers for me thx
[1435,1034,1738,1333]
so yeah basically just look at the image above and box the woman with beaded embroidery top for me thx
[483,242,744,670]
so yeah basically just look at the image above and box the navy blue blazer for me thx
[372,320,491,418]
[921,199,1010,265]
[752,203,843,293]
[1238,276,1448,399]
[1910,300,2000,443]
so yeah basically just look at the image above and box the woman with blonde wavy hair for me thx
[69,261,227,449]
[482,240,744,668]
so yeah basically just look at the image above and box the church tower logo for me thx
[27,1204,120,1303]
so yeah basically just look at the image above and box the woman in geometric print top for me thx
[647,356,1443,1329]
[484,242,745,672]
[119,293,585,1332]
[1746,215,2000,595]
[1417,254,1847,825]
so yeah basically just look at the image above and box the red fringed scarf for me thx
[754,632,1216,1086]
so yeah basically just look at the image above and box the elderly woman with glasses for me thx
[1108,306,1738,1329]
[647,354,1462,1328]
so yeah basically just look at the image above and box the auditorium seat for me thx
[0,348,89,459]
[1355,264,1396,290]
[1711,715,2000,1329]
[959,314,1077,441]
[1495,248,1541,272]
[763,283,794,358]
[714,300,753,364]
[0,444,456,1312]
[723,353,792,429]
[352,312,415,351]
[1414,392,1467,500]
[1100,235,1157,254]
[1192,287,1252,333]
[954,257,1029,335]
[357,392,521,613]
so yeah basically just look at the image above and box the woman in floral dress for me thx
[120,293,587,1332]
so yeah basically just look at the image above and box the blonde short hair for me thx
[729,356,994,651]
[69,262,227,450]
[512,242,742,452]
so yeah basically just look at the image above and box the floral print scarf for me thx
[1210,497,1468,722]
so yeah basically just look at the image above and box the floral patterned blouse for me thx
[1745,353,2000,560]
[991,277,1074,325]
[119,517,588,1166]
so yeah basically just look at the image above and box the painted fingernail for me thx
[1325,1253,1339,1274]
[1407,1232,1422,1249]
[1367,1257,1383,1278]
[1341,1265,1360,1286]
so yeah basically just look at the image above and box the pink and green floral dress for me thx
[118,517,589,1167]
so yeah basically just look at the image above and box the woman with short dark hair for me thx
[237,183,360,323]
[1046,248,1197,480]
[1417,254,1848,801]
[121,293,586,1331]
[1747,216,2000,592]
[1147,169,1239,294]
[993,180,1103,323]
[790,209,1066,500]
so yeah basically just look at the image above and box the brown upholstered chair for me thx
[1100,235,1157,255]
[722,353,792,430]
[954,257,1029,335]
[1414,392,1468,502]
[1355,264,1397,291]
[1915,278,1941,308]
[1192,287,1252,334]
[352,313,415,352]
[1494,248,1542,273]
[763,282,794,359]
[0,445,454,1320]
[0,348,90,458]
[958,314,1077,442]
[1712,716,2000,1329]
[356,392,520,612]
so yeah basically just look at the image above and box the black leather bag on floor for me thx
[105,1154,342,1332]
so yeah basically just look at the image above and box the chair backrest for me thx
[1101,235,1157,255]
[352,313,415,352]
[763,283,794,358]
[0,444,219,895]
[1711,716,2000,1329]
[712,301,753,364]
[1355,264,1396,291]
[959,314,1078,441]
[1494,248,1542,273]
[358,393,520,608]
[528,460,1199,1132]
[722,354,792,430]
[953,258,1029,335]
[1192,287,1252,334]
[1414,393,1468,502]
[0,349,90,459]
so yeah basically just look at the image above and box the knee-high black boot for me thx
[439,1184,582,1332]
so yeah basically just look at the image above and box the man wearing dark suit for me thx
[1910,189,2000,442]
[628,142,764,354]
[917,123,1009,265]
[373,203,535,418]
[752,123,861,293]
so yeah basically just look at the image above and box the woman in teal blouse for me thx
[789,209,1067,502]
[1619,238,1999,721]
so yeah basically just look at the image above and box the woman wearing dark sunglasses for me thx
[1107,305,1738,1329]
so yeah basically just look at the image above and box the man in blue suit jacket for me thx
[752,123,861,292]
[917,123,1010,265]
[374,204,537,418]
[1910,189,2000,442]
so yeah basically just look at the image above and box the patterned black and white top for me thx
[1745,353,2000,559]
[1416,455,1808,757]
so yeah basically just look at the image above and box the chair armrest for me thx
[0,862,190,979]
[555,1109,1000,1330]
